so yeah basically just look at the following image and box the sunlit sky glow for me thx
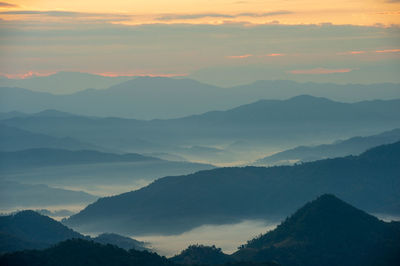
[0,0,399,86]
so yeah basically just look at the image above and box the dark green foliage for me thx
[171,245,232,265]
[0,238,174,266]
[234,194,400,266]
[0,210,84,253]
[65,141,400,235]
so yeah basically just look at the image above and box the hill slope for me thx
[0,124,101,152]
[0,148,161,170]
[233,194,400,266]
[0,211,84,253]
[0,180,97,209]
[0,211,149,253]
[254,128,400,165]
[64,142,400,235]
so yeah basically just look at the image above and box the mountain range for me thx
[0,148,161,171]
[2,96,400,159]
[0,180,96,209]
[0,72,132,94]
[63,141,400,235]
[253,128,400,166]
[0,147,214,197]
[1,76,399,119]
[0,124,102,152]
[1,195,399,265]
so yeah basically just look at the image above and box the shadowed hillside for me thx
[233,194,400,266]
[64,142,400,235]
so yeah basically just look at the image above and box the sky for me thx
[0,0,399,86]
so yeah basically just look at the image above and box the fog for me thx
[133,220,277,257]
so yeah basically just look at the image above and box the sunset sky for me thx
[0,0,399,86]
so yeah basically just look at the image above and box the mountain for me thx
[233,194,400,266]
[0,148,161,170]
[171,245,233,265]
[0,211,149,254]
[0,180,97,209]
[2,96,400,155]
[0,147,215,197]
[254,128,400,166]
[0,238,174,266]
[0,77,221,119]
[0,211,84,253]
[230,80,400,102]
[0,124,102,152]
[63,141,400,235]
[0,72,132,94]
[1,76,399,119]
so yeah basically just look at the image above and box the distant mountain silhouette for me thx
[233,194,400,266]
[0,148,215,198]
[0,148,161,170]
[230,80,400,102]
[2,96,400,154]
[1,77,399,119]
[0,125,102,152]
[0,72,132,94]
[0,211,148,254]
[0,238,173,266]
[0,180,96,209]
[254,128,400,166]
[64,141,400,235]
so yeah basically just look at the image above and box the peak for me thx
[292,193,367,219]
[243,194,384,250]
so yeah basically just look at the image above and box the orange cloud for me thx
[337,51,366,55]
[226,54,253,59]
[94,72,188,78]
[375,49,400,53]
[289,68,353,74]
[0,71,56,79]
[266,53,285,56]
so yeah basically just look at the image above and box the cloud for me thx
[265,53,285,57]
[289,68,353,74]
[0,71,56,79]
[156,11,291,21]
[0,2,17,8]
[0,10,130,18]
[156,13,234,21]
[226,54,253,59]
[237,11,292,17]
[375,49,400,53]
[336,51,366,55]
